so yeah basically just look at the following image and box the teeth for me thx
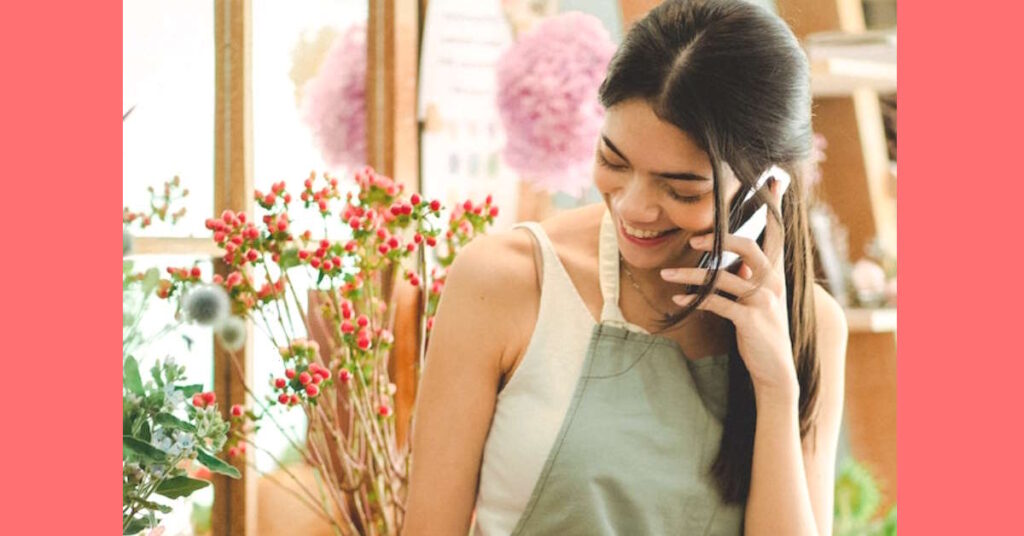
[622,221,672,239]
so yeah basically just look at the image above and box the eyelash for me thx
[596,151,705,204]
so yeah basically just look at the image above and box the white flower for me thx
[182,285,230,326]
[851,259,887,295]
[216,316,247,351]
[162,385,185,411]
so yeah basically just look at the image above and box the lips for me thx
[618,218,680,247]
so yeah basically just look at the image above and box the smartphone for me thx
[696,165,791,271]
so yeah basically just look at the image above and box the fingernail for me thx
[690,235,709,246]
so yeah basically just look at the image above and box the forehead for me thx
[602,99,711,173]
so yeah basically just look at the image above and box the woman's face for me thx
[595,99,742,270]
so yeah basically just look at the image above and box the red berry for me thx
[485,194,493,205]
[246,249,259,262]
[306,384,320,397]
[190,267,201,278]
[426,317,435,331]
[285,368,296,379]
[228,447,239,458]
[409,275,420,287]
[278,393,290,405]
[290,394,300,406]
[320,368,332,380]
[318,200,328,212]
[473,206,482,215]
[298,250,310,260]
[356,315,369,327]
[231,404,243,417]
[388,237,399,249]
[463,200,473,211]
[202,392,217,406]
[266,192,276,205]
[311,373,323,385]
[192,394,204,408]
[214,231,226,243]
[376,228,388,240]
[299,372,312,385]
[310,258,321,269]
[411,193,421,205]
[274,378,287,389]
[348,217,360,229]
[426,237,437,247]
[413,233,423,244]
[339,369,351,383]
[379,244,390,255]
[345,241,357,253]
[378,404,392,417]
[357,338,370,350]
[406,243,416,252]
[489,206,499,218]
[341,320,354,334]
[430,200,441,211]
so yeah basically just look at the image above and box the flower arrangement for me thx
[495,12,616,196]
[123,179,239,535]
[158,167,498,535]
[301,23,368,170]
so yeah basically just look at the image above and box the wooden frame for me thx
[211,1,257,535]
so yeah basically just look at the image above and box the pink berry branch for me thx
[158,167,497,535]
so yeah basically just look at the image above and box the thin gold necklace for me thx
[619,253,680,326]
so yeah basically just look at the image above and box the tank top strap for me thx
[597,208,648,333]
[510,221,594,325]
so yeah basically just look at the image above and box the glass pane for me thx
[123,0,214,238]
[251,0,369,472]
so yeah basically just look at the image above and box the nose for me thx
[615,176,660,224]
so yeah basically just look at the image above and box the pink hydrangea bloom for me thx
[301,24,367,170]
[496,12,616,196]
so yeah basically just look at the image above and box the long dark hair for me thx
[598,0,820,504]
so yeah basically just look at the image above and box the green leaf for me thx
[176,383,203,397]
[123,356,144,396]
[278,248,301,270]
[123,516,151,535]
[196,447,241,478]
[123,260,136,275]
[154,412,196,433]
[123,436,167,463]
[155,475,210,499]
[142,267,161,294]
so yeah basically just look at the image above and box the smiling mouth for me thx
[620,219,680,239]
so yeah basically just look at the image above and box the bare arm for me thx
[744,284,848,536]
[402,232,536,535]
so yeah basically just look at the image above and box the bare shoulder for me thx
[812,283,848,350]
[438,226,541,366]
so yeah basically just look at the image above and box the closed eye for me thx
[596,150,628,171]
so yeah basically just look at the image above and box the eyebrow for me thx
[600,134,711,182]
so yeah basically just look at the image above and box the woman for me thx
[404,1,847,534]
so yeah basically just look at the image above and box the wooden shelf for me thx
[844,307,897,333]
[806,30,896,97]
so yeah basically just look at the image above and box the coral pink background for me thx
[0,1,1021,533]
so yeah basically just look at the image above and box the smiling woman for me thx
[403,1,848,535]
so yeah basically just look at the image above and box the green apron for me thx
[508,210,745,535]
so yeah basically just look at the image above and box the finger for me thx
[739,262,753,280]
[661,267,765,303]
[673,293,745,323]
[689,232,782,295]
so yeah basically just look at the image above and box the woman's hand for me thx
[660,180,798,405]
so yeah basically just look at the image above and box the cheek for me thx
[670,199,718,232]
[593,167,622,194]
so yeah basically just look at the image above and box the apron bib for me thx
[508,209,745,535]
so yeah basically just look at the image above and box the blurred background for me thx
[123,0,896,534]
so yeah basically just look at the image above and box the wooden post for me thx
[212,1,256,535]
[367,0,421,449]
